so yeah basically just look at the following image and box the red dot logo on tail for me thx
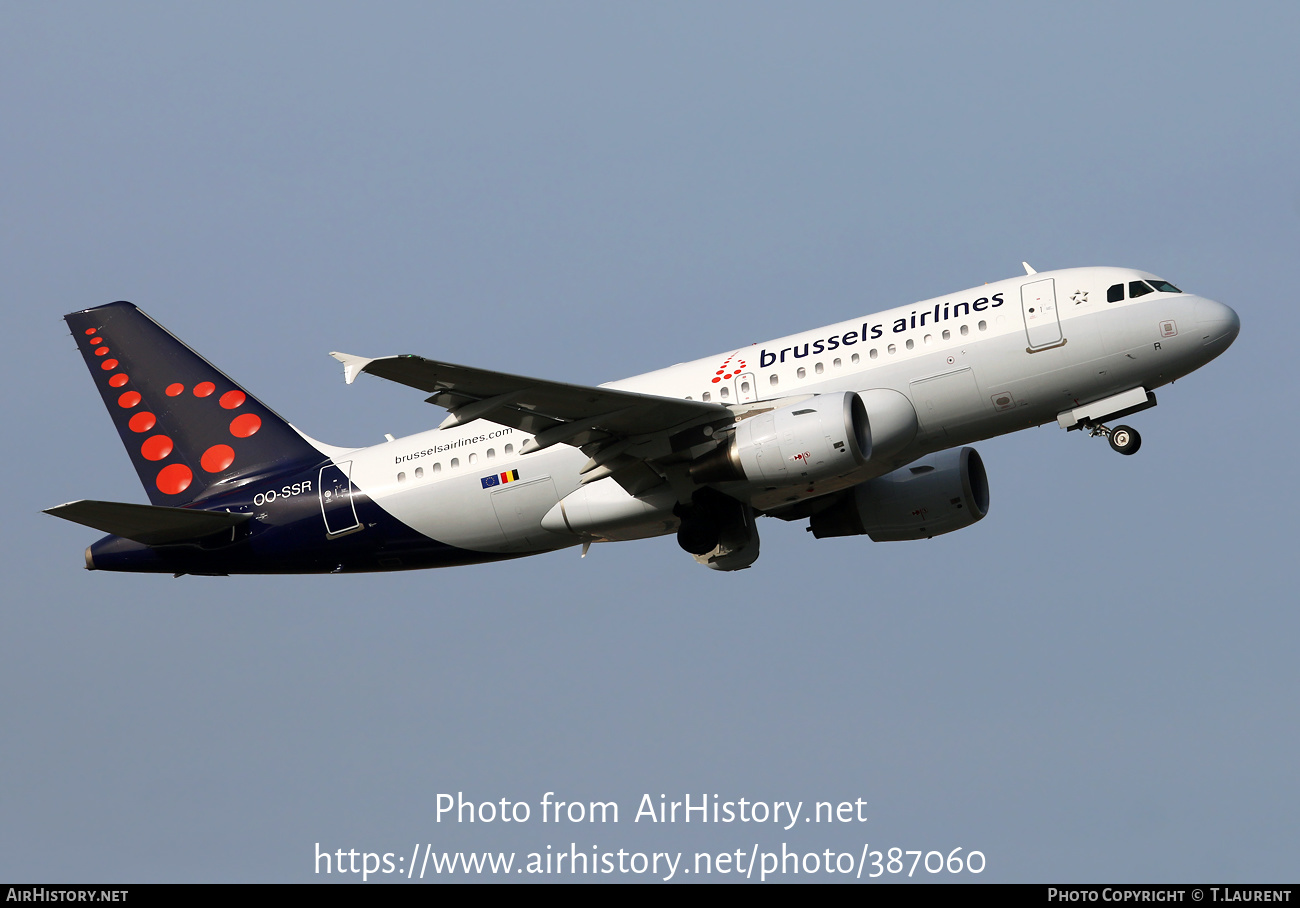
[109,374,129,388]
[201,444,235,473]
[156,463,192,496]
[117,391,141,408]
[194,382,215,398]
[128,412,156,433]
[166,383,184,397]
[141,435,173,461]
[230,413,261,437]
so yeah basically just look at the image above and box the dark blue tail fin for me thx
[65,302,325,506]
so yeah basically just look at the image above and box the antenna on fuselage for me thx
[1022,261,1037,275]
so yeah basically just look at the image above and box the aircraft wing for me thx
[331,353,731,484]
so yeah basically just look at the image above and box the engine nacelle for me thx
[808,446,989,541]
[855,388,920,462]
[691,391,871,485]
[691,389,918,487]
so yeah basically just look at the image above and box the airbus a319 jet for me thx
[46,264,1239,574]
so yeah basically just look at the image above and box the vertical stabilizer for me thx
[65,302,325,506]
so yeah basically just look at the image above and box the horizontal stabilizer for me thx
[45,499,251,546]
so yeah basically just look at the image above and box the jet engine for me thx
[808,447,989,541]
[690,390,916,486]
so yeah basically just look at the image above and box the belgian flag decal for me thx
[480,470,520,489]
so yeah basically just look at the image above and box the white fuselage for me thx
[340,266,1237,554]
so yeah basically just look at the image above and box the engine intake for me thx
[809,446,989,541]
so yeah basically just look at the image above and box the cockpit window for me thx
[1107,283,1124,303]
[1148,279,1181,293]
[1129,281,1154,298]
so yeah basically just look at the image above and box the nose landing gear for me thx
[1086,422,1142,455]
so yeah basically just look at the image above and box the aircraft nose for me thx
[1195,297,1240,351]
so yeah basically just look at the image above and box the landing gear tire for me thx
[1108,425,1141,455]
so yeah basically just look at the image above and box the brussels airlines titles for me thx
[760,293,1005,366]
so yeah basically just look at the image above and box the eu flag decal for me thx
[481,470,520,489]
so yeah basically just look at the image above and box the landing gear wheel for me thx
[1108,425,1141,455]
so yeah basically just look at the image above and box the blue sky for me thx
[3,2,1298,882]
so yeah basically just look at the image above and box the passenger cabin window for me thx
[740,379,751,393]
[1107,283,1124,303]
[504,444,513,455]
[960,325,969,336]
[796,367,806,379]
[486,448,495,460]
[769,374,779,387]
[1129,280,1154,298]
[851,353,860,364]
[887,344,896,355]
[397,472,406,482]
[450,457,459,469]
[702,391,711,401]
[469,452,478,465]
[433,462,442,473]
[414,467,424,478]
[815,362,824,374]
[905,339,915,350]
[942,329,950,340]
[869,348,878,360]
[720,386,729,399]
[832,357,841,368]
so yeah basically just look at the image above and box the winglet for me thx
[329,352,374,385]
[1022,261,1037,275]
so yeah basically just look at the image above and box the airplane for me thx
[45,263,1239,574]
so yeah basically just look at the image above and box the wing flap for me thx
[45,499,251,546]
